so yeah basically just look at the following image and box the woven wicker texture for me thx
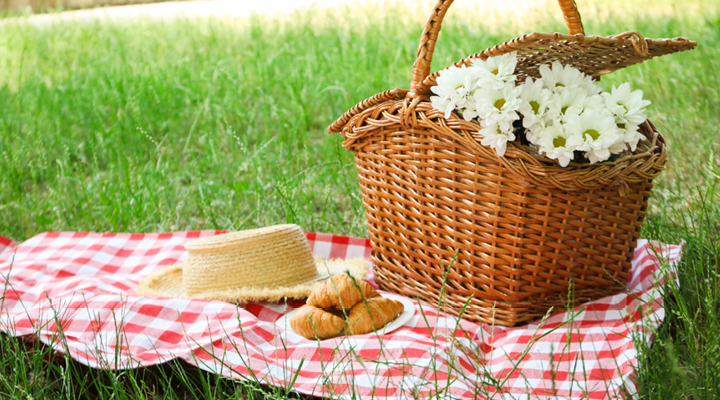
[328,0,694,326]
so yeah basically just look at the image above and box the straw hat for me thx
[137,224,368,303]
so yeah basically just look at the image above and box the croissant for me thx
[290,305,345,340]
[307,273,380,310]
[344,297,404,336]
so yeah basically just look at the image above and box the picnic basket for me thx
[328,0,695,326]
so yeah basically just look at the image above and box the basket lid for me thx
[411,31,695,96]
[328,0,696,134]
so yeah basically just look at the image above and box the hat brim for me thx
[137,257,369,303]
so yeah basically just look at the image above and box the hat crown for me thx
[185,224,302,251]
[182,224,321,297]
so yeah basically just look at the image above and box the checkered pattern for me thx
[0,231,681,399]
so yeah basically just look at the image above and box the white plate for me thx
[275,293,415,340]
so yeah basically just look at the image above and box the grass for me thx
[0,0,718,398]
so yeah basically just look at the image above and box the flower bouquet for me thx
[431,53,651,166]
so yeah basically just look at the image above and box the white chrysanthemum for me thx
[459,103,480,121]
[565,109,622,164]
[618,122,644,151]
[583,94,606,111]
[430,65,477,119]
[602,82,651,126]
[518,77,552,132]
[477,122,516,157]
[546,86,587,123]
[601,83,651,151]
[471,52,518,89]
[537,124,576,167]
[583,79,602,96]
[430,95,453,118]
[539,61,600,95]
[474,81,523,131]
[609,140,628,155]
[525,125,545,146]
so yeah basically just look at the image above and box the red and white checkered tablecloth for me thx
[0,231,681,399]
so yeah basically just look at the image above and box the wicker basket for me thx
[329,0,695,326]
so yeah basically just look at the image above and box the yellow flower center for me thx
[553,136,566,148]
[491,69,499,75]
[556,83,565,88]
[617,123,626,129]
[455,84,464,90]
[583,129,600,141]
[529,100,540,114]
[561,106,568,115]
[494,99,506,110]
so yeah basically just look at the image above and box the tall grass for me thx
[0,0,718,398]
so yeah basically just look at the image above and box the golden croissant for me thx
[290,305,345,340]
[306,273,380,310]
[344,297,404,336]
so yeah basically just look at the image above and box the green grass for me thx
[0,0,718,398]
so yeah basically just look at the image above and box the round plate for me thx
[275,293,415,340]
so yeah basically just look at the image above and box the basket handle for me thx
[409,0,585,93]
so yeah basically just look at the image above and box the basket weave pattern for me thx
[330,0,694,326]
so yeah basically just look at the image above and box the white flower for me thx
[525,125,545,146]
[539,61,600,95]
[430,95,453,118]
[471,52,517,89]
[546,86,587,123]
[477,122,516,157]
[583,79,602,96]
[618,122,644,151]
[565,109,622,164]
[602,82,651,126]
[474,81,523,131]
[518,77,552,132]
[430,65,477,119]
[459,103,480,121]
[583,94,606,111]
[537,124,576,167]
[601,83,651,151]
[609,140,628,154]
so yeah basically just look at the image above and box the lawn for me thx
[0,0,718,398]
